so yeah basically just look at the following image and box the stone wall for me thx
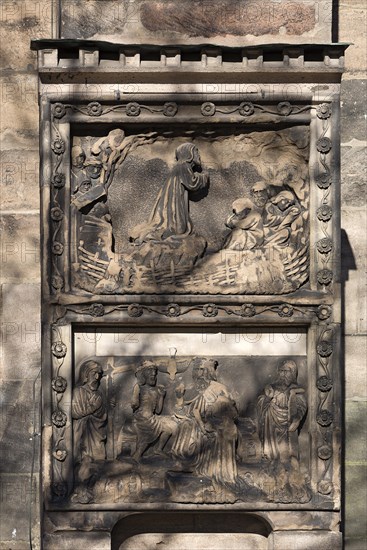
[339,2,367,548]
[0,1,366,549]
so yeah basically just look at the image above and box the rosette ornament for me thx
[316,409,333,427]
[316,238,333,254]
[50,207,64,222]
[278,304,294,317]
[277,101,292,116]
[163,102,178,117]
[201,102,216,116]
[51,138,65,155]
[51,173,65,189]
[166,303,181,317]
[239,102,254,116]
[317,340,333,357]
[126,102,141,116]
[316,137,332,154]
[202,303,218,317]
[52,342,67,358]
[127,303,143,317]
[317,444,333,460]
[316,172,332,189]
[52,410,67,428]
[240,304,256,317]
[317,375,333,392]
[88,303,105,317]
[317,305,332,320]
[52,242,64,255]
[52,103,66,119]
[316,103,332,119]
[87,102,103,116]
[51,376,67,393]
[317,269,333,285]
[317,205,332,222]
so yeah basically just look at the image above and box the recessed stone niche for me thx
[32,40,346,549]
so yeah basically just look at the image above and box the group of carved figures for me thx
[71,357,307,502]
[71,136,307,292]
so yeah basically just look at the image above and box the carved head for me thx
[232,198,253,218]
[72,146,86,169]
[251,181,268,208]
[195,358,218,389]
[175,143,200,167]
[108,128,125,149]
[135,360,157,386]
[276,360,298,388]
[201,358,219,381]
[271,191,295,211]
[78,360,103,390]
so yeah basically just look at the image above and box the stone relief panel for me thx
[69,123,310,295]
[49,329,320,507]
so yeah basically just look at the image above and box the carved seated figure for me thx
[263,190,304,248]
[172,358,239,486]
[131,361,176,461]
[224,198,264,251]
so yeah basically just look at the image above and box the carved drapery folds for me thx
[34,41,344,514]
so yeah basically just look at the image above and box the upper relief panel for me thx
[60,0,333,46]
[71,125,310,295]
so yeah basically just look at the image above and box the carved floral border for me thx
[50,326,69,499]
[315,326,335,497]
[52,301,332,323]
[314,103,334,290]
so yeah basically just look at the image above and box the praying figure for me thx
[130,143,208,244]
[72,360,107,463]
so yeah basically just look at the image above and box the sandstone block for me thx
[345,336,367,399]
[43,531,111,550]
[271,530,342,549]
[0,149,40,210]
[341,80,367,143]
[0,283,41,380]
[0,380,40,472]
[0,214,40,283]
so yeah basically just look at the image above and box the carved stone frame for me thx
[33,40,345,540]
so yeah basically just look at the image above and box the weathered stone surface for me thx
[0,380,40,472]
[0,473,40,546]
[61,0,132,40]
[339,1,367,77]
[43,531,111,550]
[344,465,367,547]
[0,284,41,380]
[271,530,342,549]
[140,1,316,38]
[341,146,367,207]
[345,401,367,464]
[341,208,367,335]
[0,215,40,283]
[345,337,367,399]
[0,75,39,133]
[0,149,40,210]
[60,0,332,44]
[0,0,51,71]
[341,80,367,143]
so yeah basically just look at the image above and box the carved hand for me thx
[289,420,300,432]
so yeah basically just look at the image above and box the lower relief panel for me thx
[62,329,315,507]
